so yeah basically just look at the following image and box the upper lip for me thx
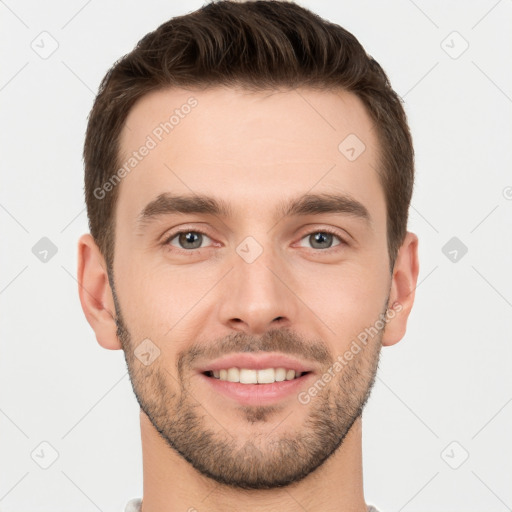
[196,352,316,374]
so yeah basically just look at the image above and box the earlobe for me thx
[381,231,420,347]
[77,233,122,350]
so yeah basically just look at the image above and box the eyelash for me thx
[162,227,348,254]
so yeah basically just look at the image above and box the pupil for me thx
[180,232,201,249]
[312,232,332,249]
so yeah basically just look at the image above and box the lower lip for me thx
[199,372,314,406]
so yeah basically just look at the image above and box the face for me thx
[111,86,393,489]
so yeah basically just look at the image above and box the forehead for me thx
[116,85,384,228]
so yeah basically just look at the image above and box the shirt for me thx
[125,498,381,511]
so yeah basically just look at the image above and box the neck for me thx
[139,411,368,512]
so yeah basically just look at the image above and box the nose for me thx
[217,243,298,336]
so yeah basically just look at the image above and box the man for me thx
[77,1,419,511]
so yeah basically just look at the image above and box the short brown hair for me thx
[84,0,414,274]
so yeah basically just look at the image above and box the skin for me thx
[77,86,419,512]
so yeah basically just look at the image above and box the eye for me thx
[162,228,347,253]
[165,230,213,251]
[298,229,345,250]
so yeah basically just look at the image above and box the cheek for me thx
[294,259,389,342]
[116,258,214,342]
[115,270,192,376]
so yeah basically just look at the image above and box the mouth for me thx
[199,369,314,406]
[196,353,316,405]
[203,368,312,384]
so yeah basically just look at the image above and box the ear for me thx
[381,231,420,347]
[77,233,122,350]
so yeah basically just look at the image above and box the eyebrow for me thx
[136,191,372,229]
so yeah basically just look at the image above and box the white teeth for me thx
[257,368,275,383]
[210,367,305,384]
[285,369,296,380]
[239,369,258,384]
[227,367,239,382]
[275,368,287,381]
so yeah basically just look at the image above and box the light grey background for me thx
[1,1,511,511]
